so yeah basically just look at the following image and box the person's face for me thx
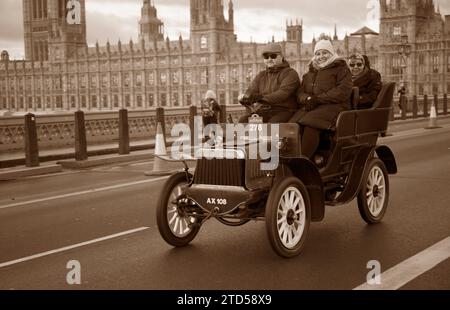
[314,50,332,65]
[263,53,283,68]
[348,59,365,76]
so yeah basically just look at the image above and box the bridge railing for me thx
[0,94,447,167]
[392,94,448,120]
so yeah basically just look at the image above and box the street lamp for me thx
[397,34,411,94]
[395,34,411,114]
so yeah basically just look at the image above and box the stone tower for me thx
[379,0,437,94]
[286,19,303,42]
[379,0,435,45]
[190,0,235,54]
[22,0,87,62]
[138,0,164,44]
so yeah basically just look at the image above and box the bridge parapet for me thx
[0,105,246,156]
[1,95,446,165]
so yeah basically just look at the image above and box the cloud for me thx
[1,0,450,58]
[0,0,24,41]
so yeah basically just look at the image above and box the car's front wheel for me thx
[265,177,311,258]
[357,158,389,224]
[156,172,200,247]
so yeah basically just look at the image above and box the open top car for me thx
[156,82,397,258]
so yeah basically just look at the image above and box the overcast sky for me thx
[1,0,449,59]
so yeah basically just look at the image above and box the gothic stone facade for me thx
[0,0,449,113]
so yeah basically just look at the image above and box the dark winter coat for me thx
[245,61,300,111]
[353,57,382,109]
[201,98,221,126]
[293,59,353,130]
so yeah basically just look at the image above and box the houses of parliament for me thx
[0,0,449,113]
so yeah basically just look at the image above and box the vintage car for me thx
[156,82,397,258]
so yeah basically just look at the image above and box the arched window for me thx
[200,36,208,49]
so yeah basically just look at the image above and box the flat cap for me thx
[261,43,283,55]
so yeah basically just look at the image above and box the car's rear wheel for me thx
[357,158,389,224]
[265,177,311,258]
[156,172,200,247]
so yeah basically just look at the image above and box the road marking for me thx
[0,176,170,210]
[0,227,149,269]
[354,236,450,290]
[22,170,84,179]
[381,125,450,141]
[130,161,153,167]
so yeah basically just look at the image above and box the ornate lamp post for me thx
[397,34,411,113]
[397,34,411,94]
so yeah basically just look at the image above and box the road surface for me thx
[0,119,449,290]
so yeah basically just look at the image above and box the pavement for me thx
[1,114,450,181]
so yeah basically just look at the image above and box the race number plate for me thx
[248,114,263,124]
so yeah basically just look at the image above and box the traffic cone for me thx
[145,122,181,176]
[425,103,441,129]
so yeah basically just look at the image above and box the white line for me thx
[354,236,450,290]
[130,161,153,167]
[382,126,450,141]
[0,176,170,210]
[0,227,149,269]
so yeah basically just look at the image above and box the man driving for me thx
[238,43,300,123]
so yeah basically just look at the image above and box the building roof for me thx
[351,26,379,36]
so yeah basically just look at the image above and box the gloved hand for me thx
[305,95,319,111]
[251,94,264,104]
[253,102,271,114]
[238,94,252,106]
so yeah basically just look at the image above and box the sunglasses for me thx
[263,53,279,60]
[349,63,364,68]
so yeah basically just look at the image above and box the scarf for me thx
[312,53,339,70]
[352,66,369,82]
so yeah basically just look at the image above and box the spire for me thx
[228,0,234,27]
[139,0,164,43]
[129,38,134,51]
[333,24,338,40]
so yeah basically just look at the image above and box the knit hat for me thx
[205,90,216,100]
[261,43,283,56]
[348,54,366,67]
[314,39,336,55]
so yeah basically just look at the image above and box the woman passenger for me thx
[348,54,382,109]
[290,39,353,159]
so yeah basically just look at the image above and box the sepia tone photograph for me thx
[0,0,450,296]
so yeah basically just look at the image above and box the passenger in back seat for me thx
[289,39,353,159]
[348,54,382,110]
